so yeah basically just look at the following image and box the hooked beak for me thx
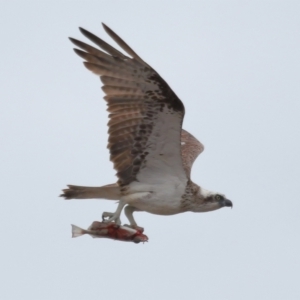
[222,199,233,208]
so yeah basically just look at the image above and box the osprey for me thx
[61,24,232,230]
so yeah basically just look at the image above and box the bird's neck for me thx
[180,181,200,212]
[180,182,216,212]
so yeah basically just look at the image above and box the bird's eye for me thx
[215,194,222,201]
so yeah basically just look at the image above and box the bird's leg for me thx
[124,205,144,232]
[102,201,125,225]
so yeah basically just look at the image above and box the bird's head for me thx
[193,188,233,212]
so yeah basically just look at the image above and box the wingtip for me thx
[69,37,78,46]
[69,36,76,43]
[73,48,83,56]
[102,23,113,35]
[79,27,88,35]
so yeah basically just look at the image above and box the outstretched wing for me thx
[181,129,204,178]
[70,24,187,187]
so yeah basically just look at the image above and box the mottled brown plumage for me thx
[70,25,185,187]
[180,129,204,177]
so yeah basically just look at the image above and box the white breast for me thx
[124,177,187,215]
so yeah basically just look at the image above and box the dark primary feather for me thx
[79,27,127,58]
[102,23,143,62]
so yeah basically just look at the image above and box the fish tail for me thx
[71,224,86,238]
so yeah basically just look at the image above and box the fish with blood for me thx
[71,221,148,243]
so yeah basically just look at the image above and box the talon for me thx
[101,211,121,225]
[101,202,125,225]
[102,211,113,222]
[106,216,120,224]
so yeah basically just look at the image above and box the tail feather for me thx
[71,224,86,238]
[60,183,121,200]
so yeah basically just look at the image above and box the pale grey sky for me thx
[1,1,300,299]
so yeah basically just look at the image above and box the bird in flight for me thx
[61,23,232,232]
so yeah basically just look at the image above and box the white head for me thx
[193,187,233,212]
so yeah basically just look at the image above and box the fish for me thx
[71,221,148,243]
